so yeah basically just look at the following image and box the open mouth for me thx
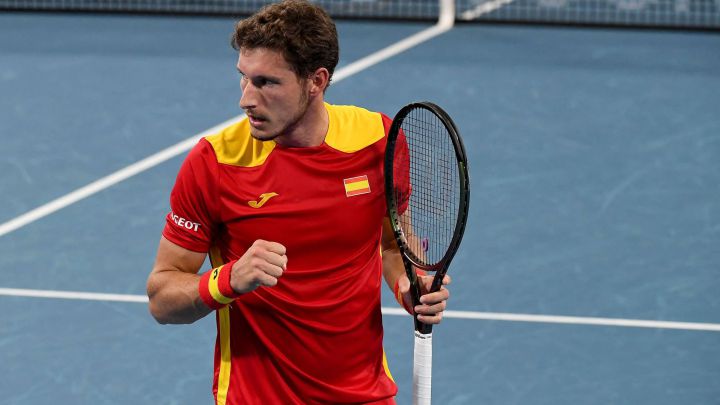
[245,110,268,126]
[247,114,266,126]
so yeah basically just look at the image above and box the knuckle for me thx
[253,267,267,279]
[265,274,279,286]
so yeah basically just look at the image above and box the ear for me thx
[307,67,330,96]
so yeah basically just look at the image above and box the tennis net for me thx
[1,0,718,29]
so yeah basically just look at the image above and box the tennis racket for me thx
[384,102,470,405]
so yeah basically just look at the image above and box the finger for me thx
[247,242,288,271]
[253,239,287,256]
[256,249,288,270]
[416,312,443,325]
[254,270,279,287]
[414,275,430,295]
[417,274,438,293]
[417,273,451,290]
[230,262,281,294]
[414,300,447,315]
[419,286,450,305]
[252,258,285,278]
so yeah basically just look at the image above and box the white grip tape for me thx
[413,331,433,405]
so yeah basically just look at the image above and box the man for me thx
[146,1,450,404]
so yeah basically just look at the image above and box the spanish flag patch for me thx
[344,175,371,197]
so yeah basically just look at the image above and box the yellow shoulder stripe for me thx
[205,119,275,167]
[324,104,385,153]
[205,105,384,164]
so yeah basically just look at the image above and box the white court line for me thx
[0,287,148,303]
[2,287,719,332]
[0,119,235,238]
[0,15,455,238]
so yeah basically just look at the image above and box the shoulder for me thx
[203,119,275,167]
[324,104,392,153]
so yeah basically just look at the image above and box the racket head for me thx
[384,101,470,284]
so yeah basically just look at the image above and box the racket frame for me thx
[384,101,470,334]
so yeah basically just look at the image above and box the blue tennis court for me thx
[1,5,719,404]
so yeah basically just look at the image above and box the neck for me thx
[274,97,329,148]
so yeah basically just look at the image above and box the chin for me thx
[250,128,279,142]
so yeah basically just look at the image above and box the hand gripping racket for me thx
[385,102,470,405]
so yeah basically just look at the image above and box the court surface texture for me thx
[1,12,719,405]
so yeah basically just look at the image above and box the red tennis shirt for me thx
[162,104,398,405]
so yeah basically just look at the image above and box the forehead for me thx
[236,47,294,76]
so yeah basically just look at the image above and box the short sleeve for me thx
[162,139,219,253]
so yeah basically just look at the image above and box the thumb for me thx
[396,275,414,315]
[398,274,410,294]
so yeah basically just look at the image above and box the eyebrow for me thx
[237,68,282,83]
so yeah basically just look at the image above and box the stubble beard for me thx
[250,88,310,143]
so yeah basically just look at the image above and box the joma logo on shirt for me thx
[248,192,279,208]
[170,213,201,232]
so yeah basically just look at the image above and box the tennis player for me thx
[146,1,450,404]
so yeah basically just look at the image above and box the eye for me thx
[238,71,279,89]
[253,77,277,88]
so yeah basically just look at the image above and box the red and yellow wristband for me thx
[198,260,239,310]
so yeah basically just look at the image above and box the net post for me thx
[438,0,456,28]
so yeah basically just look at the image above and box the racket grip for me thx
[413,331,433,405]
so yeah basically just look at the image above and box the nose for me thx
[239,79,257,110]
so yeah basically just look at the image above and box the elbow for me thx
[145,271,204,325]
[147,299,197,325]
[147,300,171,325]
[146,278,171,325]
[146,291,171,325]
[146,288,200,325]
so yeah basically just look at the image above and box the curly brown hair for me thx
[231,0,339,85]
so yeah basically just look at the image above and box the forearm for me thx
[147,237,214,324]
[381,246,405,292]
[381,217,406,293]
[147,269,213,324]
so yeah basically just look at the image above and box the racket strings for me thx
[394,107,460,267]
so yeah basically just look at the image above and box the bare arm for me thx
[381,218,450,325]
[381,217,406,293]
[146,236,211,324]
[147,236,288,325]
